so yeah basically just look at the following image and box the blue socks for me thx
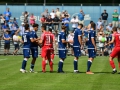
[74,60,78,70]
[58,60,63,72]
[21,59,27,70]
[87,60,92,72]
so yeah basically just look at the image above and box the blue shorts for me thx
[58,49,67,59]
[31,48,38,58]
[88,49,96,58]
[23,49,30,58]
[73,47,81,57]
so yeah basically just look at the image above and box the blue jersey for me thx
[73,28,82,47]
[88,30,96,49]
[58,31,66,49]
[4,33,10,44]
[30,30,38,48]
[22,31,31,49]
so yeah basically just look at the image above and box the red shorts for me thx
[50,49,54,59]
[110,47,120,58]
[41,46,51,59]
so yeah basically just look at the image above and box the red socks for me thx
[109,60,115,69]
[42,60,46,72]
[49,61,53,71]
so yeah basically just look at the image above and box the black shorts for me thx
[14,44,19,50]
[4,43,10,49]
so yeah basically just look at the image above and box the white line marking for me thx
[0,58,7,61]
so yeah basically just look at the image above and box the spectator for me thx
[30,13,35,25]
[0,14,5,27]
[50,9,55,19]
[112,9,119,27]
[46,15,53,30]
[22,11,29,24]
[98,32,106,56]
[62,15,70,35]
[8,19,13,28]
[68,30,74,55]
[56,8,61,19]
[61,11,65,19]
[18,22,25,36]
[78,9,85,25]
[101,10,108,28]
[71,16,79,31]
[2,22,9,32]
[53,14,60,31]
[96,18,103,31]
[41,9,50,18]
[106,23,113,32]
[10,24,17,37]
[13,31,20,55]
[13,17,19,28]
[40,15,46,26]
[3,8,12,23]
[3,30,11,55]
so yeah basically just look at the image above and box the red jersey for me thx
[113,32,120,47]
[41,31,54,48]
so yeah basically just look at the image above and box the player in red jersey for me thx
[48,28,55,62]
[106,27,120,74]
[39,25,54,73]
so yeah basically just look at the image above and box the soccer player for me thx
[57,25,68,73]
[73,24,83,73]
[39,25,54,73]
[86,22,96,74]
[105,27,120,74]
[29,24,39,73]
[48,27,55,63]
[20,24,31,73]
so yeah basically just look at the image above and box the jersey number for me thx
[46,35,51,44]
[23,35,27,42]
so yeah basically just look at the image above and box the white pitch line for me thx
[0,58,7,61]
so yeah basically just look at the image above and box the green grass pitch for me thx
[0,55,120,90]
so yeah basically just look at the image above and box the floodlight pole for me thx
[44,0,46,6]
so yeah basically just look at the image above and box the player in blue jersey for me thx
[29,24,39,73]
[86,22,96,74]
[20,24,31,73]
[73,24,83,73]
[58,25,68,73]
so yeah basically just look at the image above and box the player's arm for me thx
[61,34,68,43]
[78,30,83,47]
[91,31,96,50]
[106,36,115,45]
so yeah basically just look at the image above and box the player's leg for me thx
[58,50,66,73]
[73,47,81,73]
[47,49,53,72]
[30,48,38,72]
[109,48,118,74]
[20,49,30,73]
[117,52,120,74]
[86,49,96,74]
[41,47,47,72]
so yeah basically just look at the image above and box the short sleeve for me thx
[91,31,95,38]
[78,30,82,36]
[30,32,34,39]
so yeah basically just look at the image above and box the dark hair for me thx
[90,21,93,24]
[24,24,29,30]
[48,28,52,32]
[61,25,66,29]
[41,25,46,30]
[33,23,39,27]
[91,22,96,30]
[112,27,117,31]
[78,23,83,28]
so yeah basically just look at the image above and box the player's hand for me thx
[81,45,83,50]
[95,46,97,51]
